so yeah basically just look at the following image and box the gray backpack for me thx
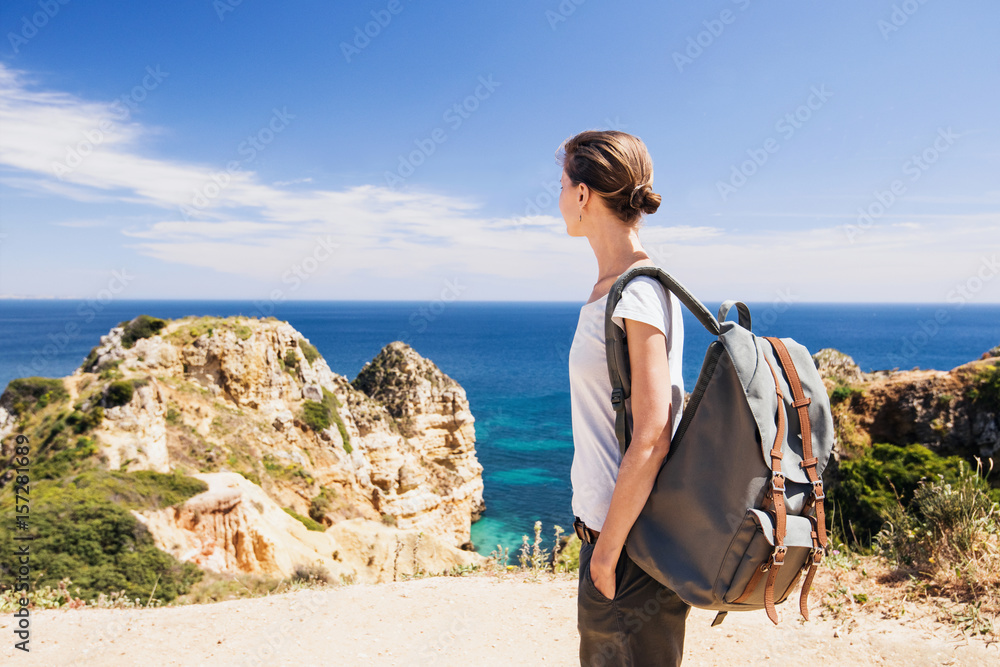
[605,266,834,625]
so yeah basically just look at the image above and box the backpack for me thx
[604,266,834,626]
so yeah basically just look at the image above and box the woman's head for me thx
[557,130,661,226]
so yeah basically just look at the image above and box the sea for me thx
[1,299,998,557]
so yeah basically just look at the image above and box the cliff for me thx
[0,315,486,584]
[813,347,1000,461]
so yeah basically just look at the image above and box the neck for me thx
[585,211,650,285]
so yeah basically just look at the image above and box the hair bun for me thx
[628,184,648,210]
[628,183,661,215]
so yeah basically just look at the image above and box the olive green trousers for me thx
[578,540,691,666]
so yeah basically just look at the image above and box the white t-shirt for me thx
[569,275,685,532]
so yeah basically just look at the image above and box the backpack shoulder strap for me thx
[604,266,720,456]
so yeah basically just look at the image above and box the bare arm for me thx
[589,316,673,599]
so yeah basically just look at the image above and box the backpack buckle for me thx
[811,480,825,500]
[610,388,625,411]
[771,545,787,566]
[770,473,786,494]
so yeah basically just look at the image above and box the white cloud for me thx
[272,177,314,186]
[0,63,997,302]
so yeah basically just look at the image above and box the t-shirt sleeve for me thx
[611,276,671,336]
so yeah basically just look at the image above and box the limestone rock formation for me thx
[812,348,866,388]
[813,346,1000,460]
[352,342,485,544]
[0,315,487,581]
[135,473,479,582]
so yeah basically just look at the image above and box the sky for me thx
[0,0,998,303]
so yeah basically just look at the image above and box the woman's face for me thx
[559,170,582,236]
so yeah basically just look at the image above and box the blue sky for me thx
[0,0,998,303]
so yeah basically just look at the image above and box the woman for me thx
[559,130,690,666]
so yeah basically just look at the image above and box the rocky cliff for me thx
[0,315,486,583]
[813,347,1000,461]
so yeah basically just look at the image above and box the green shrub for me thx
[2,377,68,416]
[66,405,104,433]
[165,406,182,425]
[299,391,351,454]
[830,384,862,405]
[105,381,134,408]
[83,346,101,372]
[970,362,1000,409]
[283,348,299,374]
[283,507,325,532]
[68,469,208,510]
[556,534,582,573]
[120,315,167,349]
[301,400,331,431]
[299,340,321,365]
[308,489,335,523]
[237,469,261,486]
[831,443,979,545]
[0,472,205,601]
[98,361,124,381]
[73,436,99,458]
[876,461,998,569]
[323,388,351,452]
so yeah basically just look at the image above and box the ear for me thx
[577,182,591,209]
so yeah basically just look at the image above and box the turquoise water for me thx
[1,300,998,556]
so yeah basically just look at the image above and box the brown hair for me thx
[558,130,661,226]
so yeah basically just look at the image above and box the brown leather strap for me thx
[732,562,767,604]
[764,557,782,624]
[573,517,600,544]
[798,551,822,620]
[765,337,827,622]
[761,353,788,625]
[764,337,828,552]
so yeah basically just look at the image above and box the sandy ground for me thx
[1,574,996,666]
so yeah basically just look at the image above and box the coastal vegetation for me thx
[822,355,1000,639]
[0,469,205,602]
[299,339,321,365]
[120,315,167,349]
[166,316,257,345]
[828,443,992,544]
[299,388,351,453]
[0,358,207,603]
[2,377,67,417]
[283,506,325,531]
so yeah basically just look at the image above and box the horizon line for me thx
[2,297,1000,306]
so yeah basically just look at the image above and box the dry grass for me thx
[815,459,1000,646]
[813,549,999,645]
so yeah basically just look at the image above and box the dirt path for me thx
[2,574,995,666]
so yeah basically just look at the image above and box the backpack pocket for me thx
[716,509,815,607]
